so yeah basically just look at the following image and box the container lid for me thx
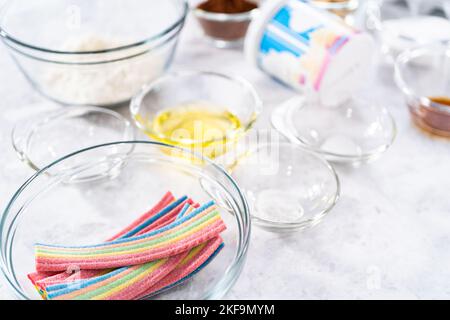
[317,32,375,107]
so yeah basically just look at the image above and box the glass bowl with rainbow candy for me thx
[0,141,250,300]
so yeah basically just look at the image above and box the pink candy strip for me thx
[136,237,224,299]
[106,192,175,241]
[35,219,226,271]
[105,252,187,300]
[30,192,176,289]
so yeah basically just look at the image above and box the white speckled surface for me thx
[1,4,450,300]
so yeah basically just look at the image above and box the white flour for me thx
[43,35,168,106]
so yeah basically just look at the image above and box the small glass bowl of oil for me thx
[130,71,262,160]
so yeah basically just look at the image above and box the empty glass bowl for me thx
[0,141,250,300]
[365,0,450,61]
[0,0,187,106]
[312,0,359,24]
[395,42,450,138]
[229,142,340,231]
[12,106,135,179]
[271,96,397,165]
[130,71,262,160]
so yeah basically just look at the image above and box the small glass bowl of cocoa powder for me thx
[193,0,259,49]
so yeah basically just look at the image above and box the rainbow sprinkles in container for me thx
[245,0,375,107]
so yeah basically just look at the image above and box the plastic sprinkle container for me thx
[244,0,375,107]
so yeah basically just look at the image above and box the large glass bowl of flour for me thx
[0,0,188,106]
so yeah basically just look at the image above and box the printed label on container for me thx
[257,0,364,102]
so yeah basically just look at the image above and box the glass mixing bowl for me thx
[365,0,450,62]
[271,96,397,165]
[229,142,340,231]
[0,0,188,106]
[312,0,359,25]
[0,141,250,300]
[12,106,135,178]
[395,42,450,138]
[130,71,262,160]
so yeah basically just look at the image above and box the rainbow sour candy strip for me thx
[31,194,184,283]
[133,201,198,236]
[45,205,207,300]
[32,193,191,296]
[28,192,177,286]
[31,197,226,300]
[35,195,194,294]
[136,237,224,300]
[49,253,186,300]
[107,191,177,241]
[35,202,226,271]
[41,199,194,294]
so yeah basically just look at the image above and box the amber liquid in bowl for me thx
[410,97,450,138]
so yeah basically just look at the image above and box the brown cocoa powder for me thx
[196,0,258,42]
[198,0,258,14]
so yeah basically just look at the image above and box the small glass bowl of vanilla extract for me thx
[130,71,262,160]
[395,43,450,138]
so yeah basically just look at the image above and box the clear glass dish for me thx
[12,106,135,180]
[130,71,262,160]
[271,96,397,165]
[0,141,251,300]
[192,1,259,49]
[228,141,340,231]
[365,0,450,62]
[395,42,450,138]
[312,0,359,25]
[0,0,188,106]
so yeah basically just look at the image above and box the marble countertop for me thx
[1,7,450,300]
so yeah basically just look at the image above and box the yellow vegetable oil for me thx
[135,101,243,159]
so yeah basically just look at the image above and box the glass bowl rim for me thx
[228,141,341,230]
[312,0,359,11]
[0,0,188,55]
[130,70,263,145]
[11,105,136,174]
[395,42,450,115]
[365,1,450,34]
[0,140,251,300]
[192,7,259,22]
